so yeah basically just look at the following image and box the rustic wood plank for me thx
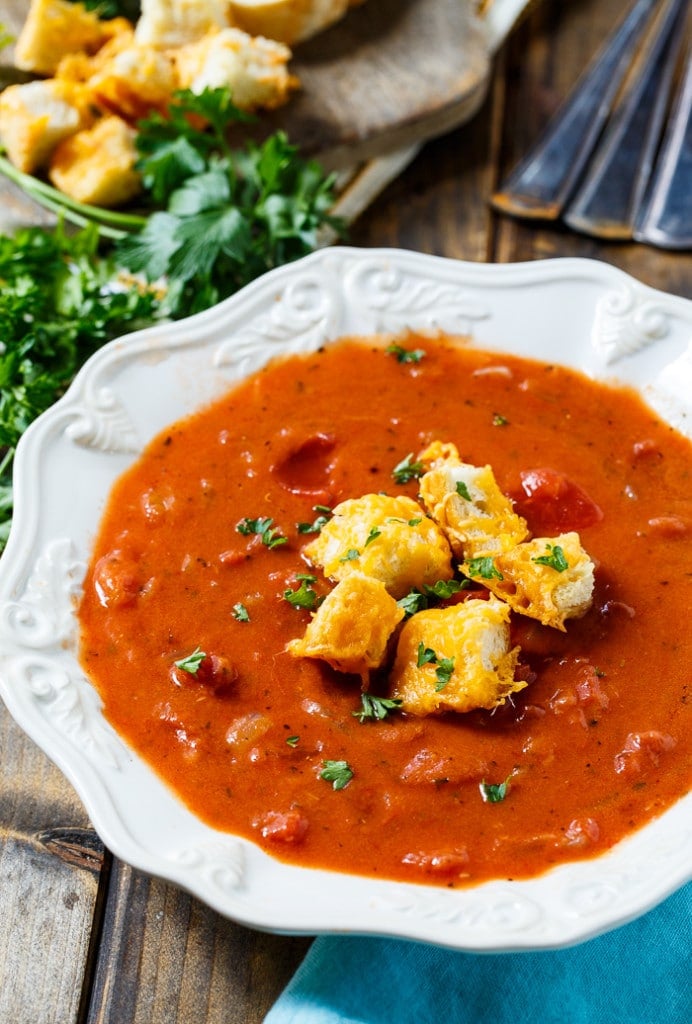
[0,705,102,1024]
[84,857,311,1024]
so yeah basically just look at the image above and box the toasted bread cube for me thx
[86,45,179,121]
[174,27,296,111]
[227,0,351,45]
[14,0,118,75]
[304,493,454,600]
[464,532,595,631]
[0,80,89,174]
[48,116,141,207]
[391,596,523,716]
[419,440,528,560]
[55,22,138,85]
[287,573,404,678]
[135,0,229,48]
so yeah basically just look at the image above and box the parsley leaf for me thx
[339,548,360,562]
[416,643,438,667]
[532,543,569,572]
[423,579,470,599]
[297,507,331,534]
[353,693,403,723]
[397,589,429,616]
[455,480,472,500]
[232,603,250,622]
[174,647,206,675]
[364,526,381,547]
[284,574,319,610]
[386,343,425,364]
[320,760,354,790]
[434,657,455,691]
[392,453,425,484]
[466,556,504,581]
[480,777,512,803]
[236,516,287,548]
[117,89,341,320]
[286,735,300,747]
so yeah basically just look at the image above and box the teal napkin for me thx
[266,883,690,1024]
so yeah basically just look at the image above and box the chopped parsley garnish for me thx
[297,513,330,534]
[532,543,569,572]
[283,574,319,610]
[416,643,438,667]
[386,343,426,364]
[286,735,300,748]
[174,647,206,675]
[236,516,287,548]
[408,517,423,526]
[398,589,428,616]
[492,413,509,427]
[434,657,455,691]
[480,777,512,803]
[364,527,381,547]
[339,548,360,562]
[455,480,472,500]
[423,579,470,599]
[466,556,504,581]
[353,693,403,723]
[320,760,354,790]
[392,453,425,484]
[415,643,455,690]
[232,603,250,622]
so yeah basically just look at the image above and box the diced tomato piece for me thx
[171,654,237,696]
[92,550,142,608]
[647,515,689,538]
[511,468,603,534]
[271,432,336,499]
[402,848,470,877]
[614,731,676,777]
[259,809,309,844]
[563,817,600,847]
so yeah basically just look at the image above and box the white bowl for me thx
[1,248,690,951]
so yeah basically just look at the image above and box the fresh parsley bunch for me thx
[0,222,161,546]
[117,88,341,317]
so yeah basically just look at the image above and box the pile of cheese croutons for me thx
[0,0,361,206]
[288,440,595,717]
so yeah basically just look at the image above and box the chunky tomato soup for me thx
[78,337,692,886]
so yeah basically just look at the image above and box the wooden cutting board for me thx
[258,0,493,168]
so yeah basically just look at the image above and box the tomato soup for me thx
[78,337,692,886]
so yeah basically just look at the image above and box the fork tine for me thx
[634,47,692,250]
[491,0,659,219]
[563,0,688,239]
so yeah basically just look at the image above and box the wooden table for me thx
[0,1,689,1021]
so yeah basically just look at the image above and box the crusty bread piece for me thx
[227,0,352,45]
[419,440,529,560]
[390,596,523,715]
[174,27,297,110]
[0,80,89,174]
[86,45,179,121]
[287,572,404,679]
[464,531,595,631]
[48,116,141,207]
[304,493,454,600]
[135,0,228,49]
[14,0,121,76]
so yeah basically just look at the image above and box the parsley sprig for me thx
[116,88,341,317]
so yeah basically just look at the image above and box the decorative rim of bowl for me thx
[1,247,690,951]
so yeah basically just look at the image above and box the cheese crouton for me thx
[304,493,454,600]
[174,27,297,110]
[0,80,90,174]
[419,440,528,560]
[287,573,404,678]
[390,597,523,716]
[227,0,351,45]
[55,23,137,86]
[48,116,141,207]
[135,0,229,49]
[463,532,595,631]
[14,0,120,76]
[86,45,179,121]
